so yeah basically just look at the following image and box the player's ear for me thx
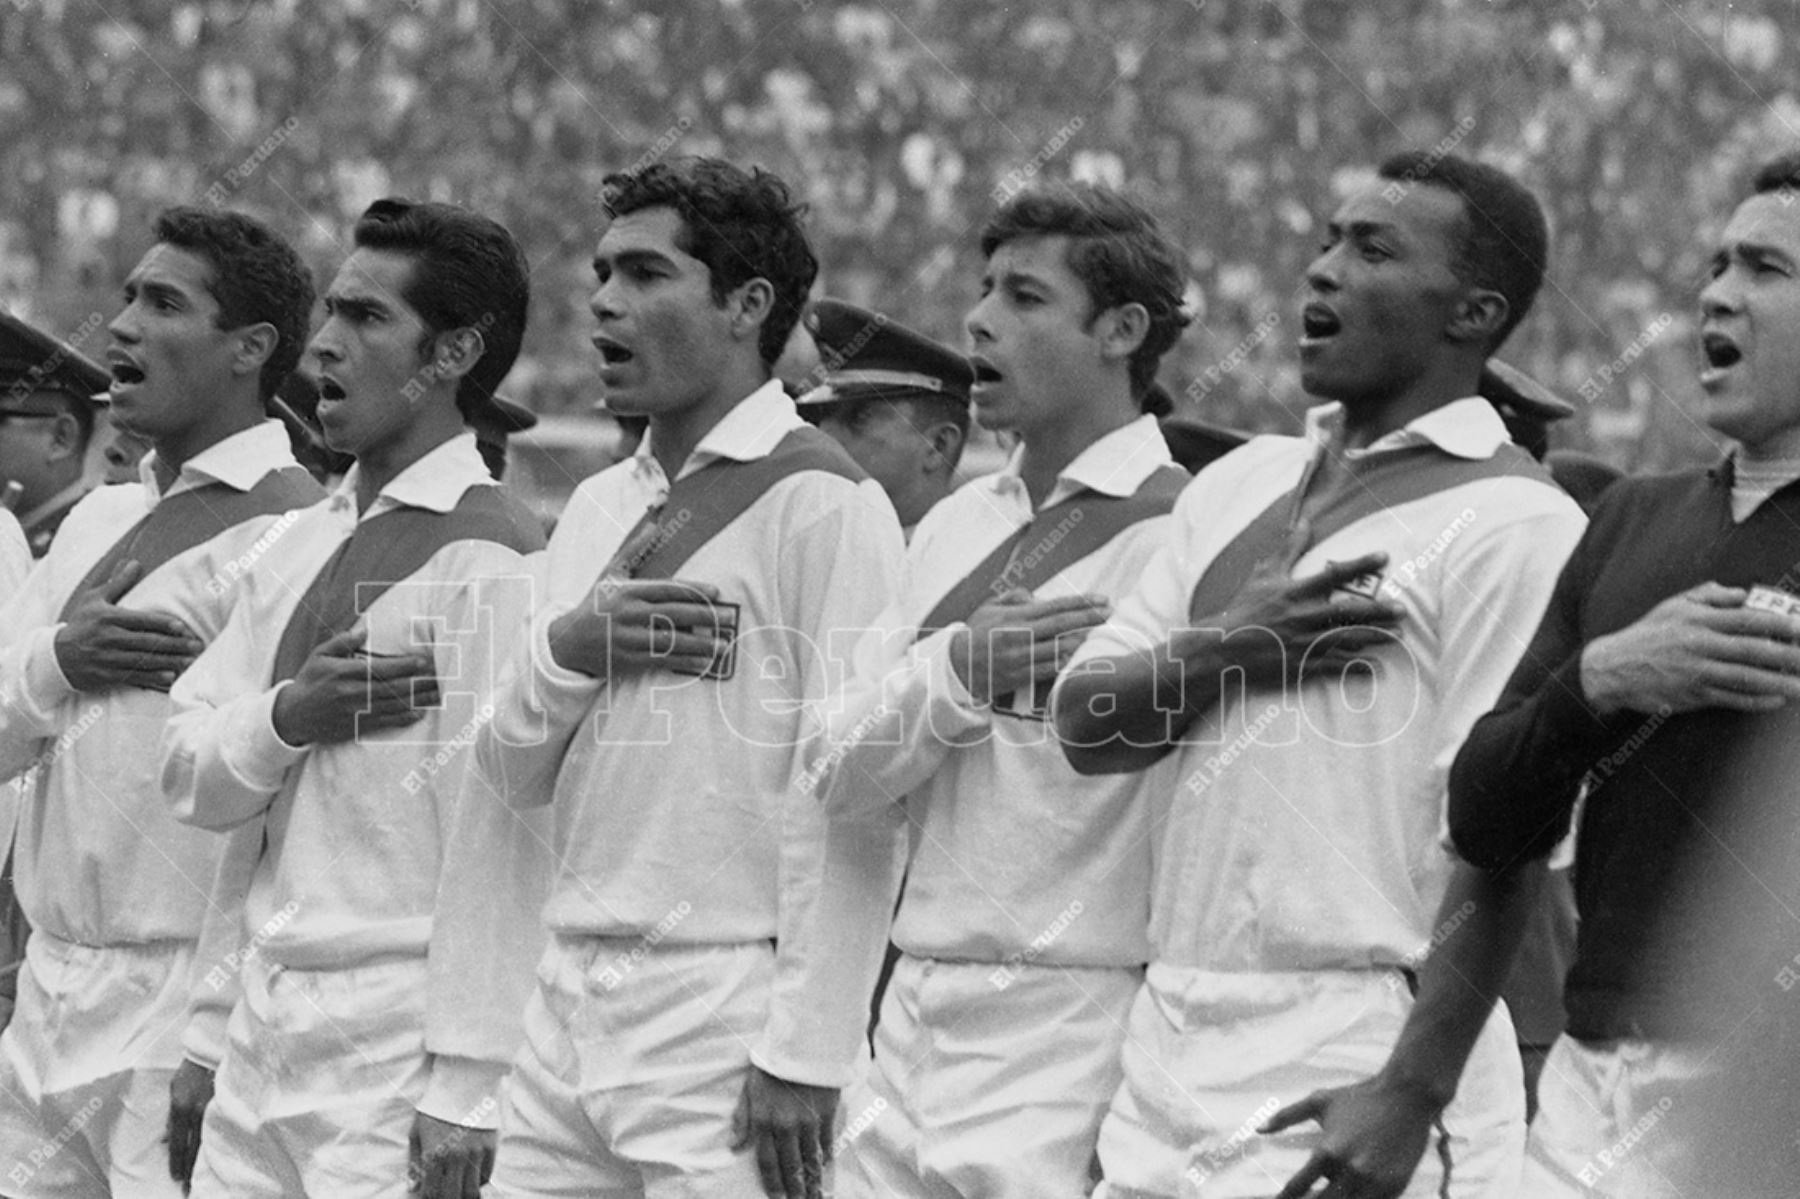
[231,322,281,382]
[430,326,487,382]
[1096,303,1151,363]
[1448,288,1508,347]
[727,278,776,345]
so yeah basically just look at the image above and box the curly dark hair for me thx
[153,206,315,401]
[351,198,531,421]
[600,157,818,367]
[979,184,1190,412]
[1375,151,1549,354]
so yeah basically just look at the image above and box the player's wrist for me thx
[945,626,986,702]
[1374,1061,1455,1115]
[546,609,596,678]
[270,682,315,747]
[1576,639,1628,717]
[1171,631,1229,712]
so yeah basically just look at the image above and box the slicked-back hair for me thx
[979,184,1190,407]
[1376,151,1549,353]
[600,157,818,367]
[351,198,531,420]
[1751,152,1800,198]
[153,206,315,401]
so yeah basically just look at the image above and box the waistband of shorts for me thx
[546,932,773,971]
[1145,962,1414,1019]
[250,948,427,982]
[904,951,1144,979]
[549,930,773,951]
[30,928,192,962]
[547,921,774,950]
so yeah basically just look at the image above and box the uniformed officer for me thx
[0,311,108,558]
[797,298,974,538]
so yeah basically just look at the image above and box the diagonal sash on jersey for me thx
[914,462,1190,716]
[589,427,869,683]
[1186,440,1552,622]
[916,464,1189,636]
[270,485,545,683]
[56,466,322,623]
[605,426,868,581]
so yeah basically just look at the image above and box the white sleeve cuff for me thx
[749,1044,853,1093]
[532,609,606,703]
[418,1055,508,1129]
[23,627,76,719]
[913,626,991,734]
[222,683,309,792]
[180,1006,231,1072]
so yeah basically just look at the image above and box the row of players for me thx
[0,145,1793,1199]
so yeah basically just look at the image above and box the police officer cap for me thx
[1479,358,1576,424]
[797,298,973,410]
[0,310,109,414]
[468,394,538,450]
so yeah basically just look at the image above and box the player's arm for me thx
[1056,516,1397,775]
[476,499,720,809]
[805,589,1109,814]
[168,819,262,1187]
[1459,575,1800,863]
[1263,860,1545,1199]
[161,591,305,831]
[748,486,907,1199]
[418,558,550,1199]
[0,537,193,779]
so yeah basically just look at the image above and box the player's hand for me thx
[950,589,1111,705]
[408,1110,496,1199]
[166,1058,215,1192]
[1180,520,1401,693]
[730,1065,837,1199]
[270,628,438,747]
[1260,1073,1442,1199]
[53,559,204,693]
[1581,582,1800,716]
[547,576,726,682]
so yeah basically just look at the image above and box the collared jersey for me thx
[474,379,907,1089]
[1064,398,1587,974]
[162,432,543,973]
[811,414,1181,968]
[0,420,319,947]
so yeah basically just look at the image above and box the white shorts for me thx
[189,954,428,1199]
[0,932,190,1198]
[1523,1035,1727,1196]
[1093,966,1524,1198]
[836,954,1139,1199]
[488,936,773,1199]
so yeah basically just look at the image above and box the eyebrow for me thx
[124,277,191,305]
[322,291,394,319]
[593,247,677,275]
[1328,218,1401,242]
[1721,240,1795,266]
[984,266,1055,292]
